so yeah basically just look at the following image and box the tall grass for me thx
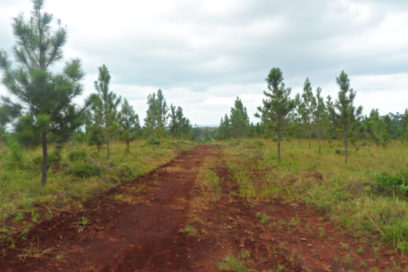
[0,139,195,228]
[221,139,408,252]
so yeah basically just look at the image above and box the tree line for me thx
[217,67,408,163]
[0,1,406,185]
[0,0,193,185]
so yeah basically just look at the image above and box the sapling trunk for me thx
[41,132,48,186]
[152,131,156,151]
[345,136,349,164]
[277,129,281,162]
[345,124,349,164]
[106,134,110,160]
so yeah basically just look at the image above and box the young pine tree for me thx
[169,105,192,139]
[401,109,408,143]
[217,114,231,140]
[229,97,250,139]
[325,95,337,144]
[85,94,104,151]
[144,89,168,150]
[334,71,362,164]
[298,78,316,149]
[366,109,383,147]
[256,68,295,162]
[0,0,84,185]
[119,98,140,153]
[293,94,304,146]
[382,115,395,141]
[313,87,327,152]
[93,65,121,159]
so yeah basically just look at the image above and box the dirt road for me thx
[0,145,405,271]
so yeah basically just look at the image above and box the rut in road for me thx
[1,145,215,272]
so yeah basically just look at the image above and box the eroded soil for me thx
[0,145,406,271]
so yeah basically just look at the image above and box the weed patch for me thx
[67,162,105,178]
[68,150,88,162]
[256,212,270,224]
[218,254,250,272]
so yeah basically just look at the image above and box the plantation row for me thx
[217,68,408,164]
[222,139,408,255]
[2,0,407,187]
[0,1,194,186]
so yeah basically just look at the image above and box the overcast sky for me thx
[0,0,407,126]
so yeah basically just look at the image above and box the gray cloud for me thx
[0,0,407,125]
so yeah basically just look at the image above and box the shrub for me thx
[32,147,63,170]
[68,150,87,162]
[68,162,104,178]
[253,140,264,149]
[148,138,160,146]
[218,255,249,272]
[256,212,270,224]
[48,147,62,169]
[32,156,42,168]
[374,172,408,197]
[114,163,133,181]
[6,139,23,169]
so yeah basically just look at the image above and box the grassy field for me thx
[221,138,408,253]
[0,140,195,231]
[2,137,408,260]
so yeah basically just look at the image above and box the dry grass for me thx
[221,138,408,252]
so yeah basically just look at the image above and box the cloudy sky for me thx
[0,0,407,126]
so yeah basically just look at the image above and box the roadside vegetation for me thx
[0,140,194,229]
[221,139,408,253]
[213,66,408,255]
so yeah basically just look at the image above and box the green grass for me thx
[256,211,270,224]
[218,254,250,272]
[196,158,221,204]
[220,138,408,253]
[0,139,195,232]
[184,225,197,236]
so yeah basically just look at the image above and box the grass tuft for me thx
[218,255,250,272]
